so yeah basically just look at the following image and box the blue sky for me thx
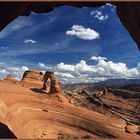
[0,3,140,83]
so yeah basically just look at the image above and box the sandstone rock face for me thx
[0,2,140,51]
[6,74,14,79]
[21,70,44,88]
[3,74,20,84]
[125,124,139,133]
[43,71,61,93]
[0,81,140,139]
[100,89,140,121]
[64,86,140,122]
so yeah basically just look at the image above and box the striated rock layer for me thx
[21,70,44,88]
[65,86,140,124]
[0,81,139,139]
[43,71,61,93]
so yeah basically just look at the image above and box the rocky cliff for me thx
[21,70,44,88]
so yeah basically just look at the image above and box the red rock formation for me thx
[64,86,140,122]
[43,71,61,93]
[125,123,139,134]
[0,81,139,139]
[21,70,44,88]
[3,74,20,84]
[5,74,14,79]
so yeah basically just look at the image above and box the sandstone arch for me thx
[42,71,61,93]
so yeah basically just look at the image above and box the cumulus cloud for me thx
[8,66,29,72]
[0,65,29,80]
[38,62,53,70]
[0,69,8,74]
[56,72,75,79]
[38,63,46,68]
[90,56,107,61]
[0,56,139,84]
[7,66,29,79]
[56,62,75,72]
[24,39,37,44]
[66,25,100,40]
[90,10,108,21]
[38,56,140,84]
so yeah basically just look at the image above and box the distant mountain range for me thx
[65,79,140,86]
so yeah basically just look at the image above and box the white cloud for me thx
[56,62,75,72]
[24,39,37,44]
[21,66,29,71]
[5,66,29,79]
[90,10,108,21]
[66,25,100,40]
[0,56,139,84]
[8,66,29,72]
[0,69,8,74]
[38,62,53,70]
[90,56,107,61]
[100,3,115,12]
[38,56,140,84]
[57,72,75,79]
[39,63,46,68]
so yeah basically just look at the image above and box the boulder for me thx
[125,124,139,133]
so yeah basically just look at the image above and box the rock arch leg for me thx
[43,71,61,93]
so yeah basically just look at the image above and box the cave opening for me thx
[0,3,140,85]
[0,122,17,138]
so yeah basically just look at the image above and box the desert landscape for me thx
[0,1,140,139]
[0,70,139,139]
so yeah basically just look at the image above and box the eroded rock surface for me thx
[0,81,139,139]
[125,123,139,134]
[21,70,44,88]
[64,86,140,124]
[3,74,20,84]
[43,71,61,93]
